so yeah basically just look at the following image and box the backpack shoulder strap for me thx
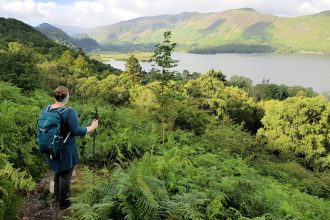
[57,106,70,115]
[44,104,51,112]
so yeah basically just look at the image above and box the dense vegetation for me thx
[0,19,330,220]
[190,43,275,54]
[0,18,65,53]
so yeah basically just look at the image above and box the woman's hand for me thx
[87,119,99,133]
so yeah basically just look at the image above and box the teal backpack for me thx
[36,105,71,160]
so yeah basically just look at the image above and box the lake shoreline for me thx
[104,52,330,92]
[90,50,330,62]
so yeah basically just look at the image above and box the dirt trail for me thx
[20,172,65,220]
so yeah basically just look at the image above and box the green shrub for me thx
[0,154,35,219]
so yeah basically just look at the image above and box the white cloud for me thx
[134,0,148,10]
[298,2,320,14]
[1,0,36,14]
[1,0,330,28]
[74,1,104,14]
[37,2,56,17]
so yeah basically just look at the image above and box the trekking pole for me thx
[93,106,98,174]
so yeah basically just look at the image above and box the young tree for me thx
[125,55,143,83]
[152,31,178,84]
[152,31,178,144]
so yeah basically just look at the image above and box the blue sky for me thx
[1,0,330,28]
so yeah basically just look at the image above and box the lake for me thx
[107,52,330,92]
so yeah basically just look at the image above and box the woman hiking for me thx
[40,86,98,209]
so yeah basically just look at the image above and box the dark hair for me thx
[53,86,69,102]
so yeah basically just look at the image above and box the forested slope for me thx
[35,23,101,52]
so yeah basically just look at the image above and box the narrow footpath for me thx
[20,171,65,220]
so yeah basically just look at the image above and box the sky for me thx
[1,0,330,28]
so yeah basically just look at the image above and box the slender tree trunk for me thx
[161,83,165,145]
[162,118,165,145]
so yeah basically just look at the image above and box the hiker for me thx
[40,86,98,209]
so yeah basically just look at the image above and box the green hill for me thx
[86,8,330,53]
[0,18,61,52]
[73,36,101,52]
[36,23,100,51]
[0,17,118,92]
[35,23,76,48]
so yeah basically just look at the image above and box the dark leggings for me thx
[54,167,73,208]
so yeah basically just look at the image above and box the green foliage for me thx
[191,43,275,54]
[203,122,261,157]
[0,81,31,104]
[129,83,160,113]
[0,42,41,92]
[229,75,253,89]
[258,96,330,170]
[76,75,131,106]
[173,99,210,135]
[256,161,330,199]
[71,148,330,220]
[0,154,36,219]
[184,74,226,118]
[124,55,143,82]
[0,82,47,177]
[71,104,159,166]
[287,86,317,97]
[252,84,289,101]
[1,25,329,220]
[252,83,317,101]
[184,76,263,133]
[152,31,179,144]
[94,108,159,166]
[207,69,228,85]
[0,39,115,93]
[223,86,264,133]
[70,164,167,220]
[37,60,69,90]
[152,31,178,84]
[0,18,62,52]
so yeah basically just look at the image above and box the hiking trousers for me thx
[54,167,73,209]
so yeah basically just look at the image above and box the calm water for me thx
[107,52,330,92]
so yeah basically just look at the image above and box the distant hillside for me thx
[36,23,100,51]
[35,23,76,48]
[0,18,61,51]
[86,9,330,53]
[52,24,85,36]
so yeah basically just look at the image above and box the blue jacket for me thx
[42,105,87,172]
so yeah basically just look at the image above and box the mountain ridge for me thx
[35,23,100,51]
[80,8,330,53]
[52,24,86,36]
[35,23,76,48]
[0,17,65,52]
